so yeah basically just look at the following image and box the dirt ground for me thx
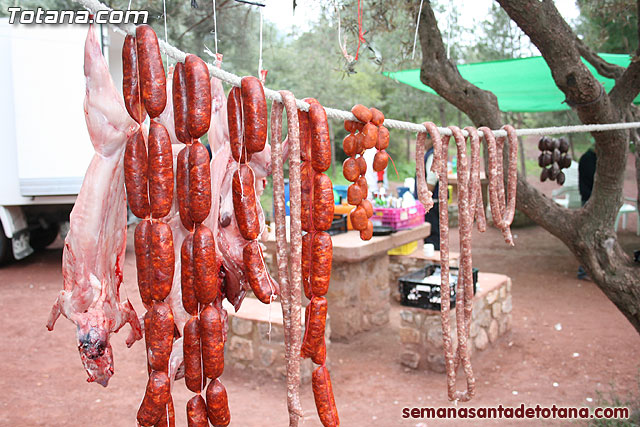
[1,151,639,426]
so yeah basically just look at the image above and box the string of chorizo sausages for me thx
[298,100,339,427]
[122,25,178,427]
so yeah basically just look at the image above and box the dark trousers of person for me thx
[424,202,440,250]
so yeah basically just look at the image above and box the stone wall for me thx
[224,301,331,384]
[398,274,512,372]
[326,254,391,341]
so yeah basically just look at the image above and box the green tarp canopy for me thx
[383,54,639,112]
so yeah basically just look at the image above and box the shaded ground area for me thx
[1,217,638,426]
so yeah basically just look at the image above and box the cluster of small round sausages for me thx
[342,104,390,240]
[538,136,572,185]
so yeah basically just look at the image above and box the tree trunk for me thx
[418,0,640,333]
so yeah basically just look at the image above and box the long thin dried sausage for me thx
[188,142,212,223]
[148,302,174,372]
[136,370,171,426]
[193,224,219,305]
[311,232,332,297]
[313,173,334,231]
[312,366,339,427]
[185,54,212,139]
[124,129,150,218]
[310,103,331,172]
[122,35,146,123]
[183,316,202,393]
[134,220,153,306]
[232,165,260,240]
[150,221,174,301]
[206,378,231,426]
[172,62,190,144]
[200,305,224,379]
[241,76,267,153]
[187,395,208,427]
[176,146,194,231]
[148,121,174,218]
[135,25,166,118]
[243,241,277,304]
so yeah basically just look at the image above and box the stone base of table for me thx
[398,273,512,373]
[222,298,331,383]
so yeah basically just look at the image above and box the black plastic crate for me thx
[327,214,348,236]
[398,263,479,310]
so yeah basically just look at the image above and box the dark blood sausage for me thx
[300,296,328,358]
[301,233,313,300]
[172,62,190,144]
[301,162,315,233]
[135,25,166,118]
[373,151,389,172]
[134,220,153,306]
[150,221,174,301]
[369,107,384,126]
[240,76,267,154]
[361,123,378,149]
[227,87,251,163]
[124,129,150,218]
[376,126,390,150]
[183,316,202,393]
[188,142,212,223]
[347,183,363,205]
[311,232,332,297]
[351,104,372,123]
[310,103,331,172]
[206,378,231,426]
[232,165,260,240]
[148,121,174,218]
[313,173,335,231]
[243,241,277,304]
[360,220,373,241]
[176,146,194,231]
[200,305,224,379]
[148,302,174,372]
[180,234,198,316]
[312,366,340,427]
[185,54,212,139]
[193,224,219,305]
[342,158,359,182]
[350,205,368,232]
[122,35,146,123]
[136,370,171,427]
[153,397,174,427]
[187,395,209,427]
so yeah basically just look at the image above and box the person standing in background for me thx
[577,145,597,280]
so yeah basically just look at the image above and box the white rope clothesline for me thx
[77,0,640,139]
